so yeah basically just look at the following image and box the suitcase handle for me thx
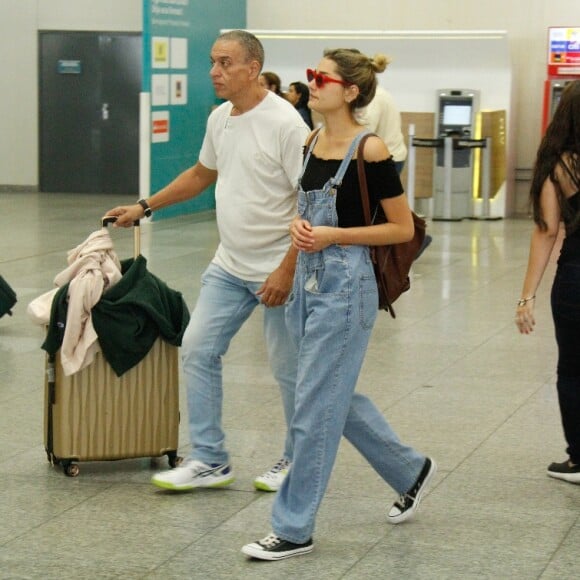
[101,216,139,227]
[101,216,141,258]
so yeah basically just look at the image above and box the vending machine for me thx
[541,26,580,133]
[433,89,480,220]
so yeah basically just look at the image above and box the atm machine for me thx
[433,89,480,220]
[542,79,573,130]
[541,27,580,133]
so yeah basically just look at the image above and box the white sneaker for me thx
[151,458,235,491]
[253,458,291,492]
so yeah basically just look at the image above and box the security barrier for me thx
[406,129,493,220]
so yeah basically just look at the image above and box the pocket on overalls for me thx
[313,248,351,294]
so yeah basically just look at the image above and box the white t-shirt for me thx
[199,92,309,282]
[356,86,407,163]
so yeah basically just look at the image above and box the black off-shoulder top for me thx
[300,154,404,228]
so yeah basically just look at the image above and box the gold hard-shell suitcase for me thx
[44,218,181,476]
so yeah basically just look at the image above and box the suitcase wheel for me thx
[63,462,80,477]
[167,451,183,469]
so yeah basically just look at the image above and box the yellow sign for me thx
[153,39,169,67]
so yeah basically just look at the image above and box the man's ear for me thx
[248,61,261,80]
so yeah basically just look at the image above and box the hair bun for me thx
[370,54,392,74]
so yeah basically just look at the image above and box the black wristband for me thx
[138,198,152,218]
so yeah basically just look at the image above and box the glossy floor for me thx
[0,192,578,579]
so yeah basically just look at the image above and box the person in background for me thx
[357,81,407,174]
[515,80,580,485]
[287,81,313,129]
[106,30,310,493]
[259,71,285,98]
[242,48,437,562]
[356,59,432,258]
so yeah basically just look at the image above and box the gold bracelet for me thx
[516,295,536,307]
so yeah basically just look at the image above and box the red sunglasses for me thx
[306,68,351,88]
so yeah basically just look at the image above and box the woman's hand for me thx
[290,217,313,251]
[515,301,536,334]
[290,217,338,252]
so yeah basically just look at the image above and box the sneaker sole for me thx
[151,475,235,491]
[253,480,279,492]
[388,459,438,524]
[241,543,313,561]
[547,470,580,484]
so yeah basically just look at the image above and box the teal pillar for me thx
[143,1,246,220]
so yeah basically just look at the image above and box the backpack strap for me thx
[298,127,322,184]
[304,127,322,153]
[356,132,377,227]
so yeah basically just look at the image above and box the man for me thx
[357,85,407,174]
[107,30,309,492]
[358,85,432,258]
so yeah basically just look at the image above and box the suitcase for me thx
[0,274,17,318]
[44,218,181,477]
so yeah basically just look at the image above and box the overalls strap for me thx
[330,130,371,188]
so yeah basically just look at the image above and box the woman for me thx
[259,70,284,97]
[515,80,580,484]
[287,81,313,128]
[242,49,437,561]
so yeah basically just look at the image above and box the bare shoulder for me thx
[360,133,390,162]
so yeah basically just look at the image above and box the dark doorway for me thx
[39,31,142,194]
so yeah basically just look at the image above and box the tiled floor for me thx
[0,191,578,579]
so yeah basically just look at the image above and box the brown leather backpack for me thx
[356,133,426,318]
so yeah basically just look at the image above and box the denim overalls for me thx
[272,131,425,543]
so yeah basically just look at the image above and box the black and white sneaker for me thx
[547,460,580,484]
[387,457,437,524]
[241,533,313,561]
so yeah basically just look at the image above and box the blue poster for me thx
[143,0,246,219]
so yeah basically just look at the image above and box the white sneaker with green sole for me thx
[151,459,235,491]
[253,458,290,492]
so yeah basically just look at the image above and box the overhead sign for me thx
[547,26,580,76]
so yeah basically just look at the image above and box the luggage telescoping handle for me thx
[102,216,141,258]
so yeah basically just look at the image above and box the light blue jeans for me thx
[271,132,425,544]
[181,262,296,465]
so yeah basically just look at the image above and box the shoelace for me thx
[394,493,412,509]
[270,458,290,473]
[399,479,422,505]
[259,533,282,548]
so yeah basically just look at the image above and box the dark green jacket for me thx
[43,256,190,376]
[0,275,17,318]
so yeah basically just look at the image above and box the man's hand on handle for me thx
[105,204,144,227]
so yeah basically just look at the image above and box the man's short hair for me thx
[217,30,264,70]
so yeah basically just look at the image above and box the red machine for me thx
[541,26,580,134]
